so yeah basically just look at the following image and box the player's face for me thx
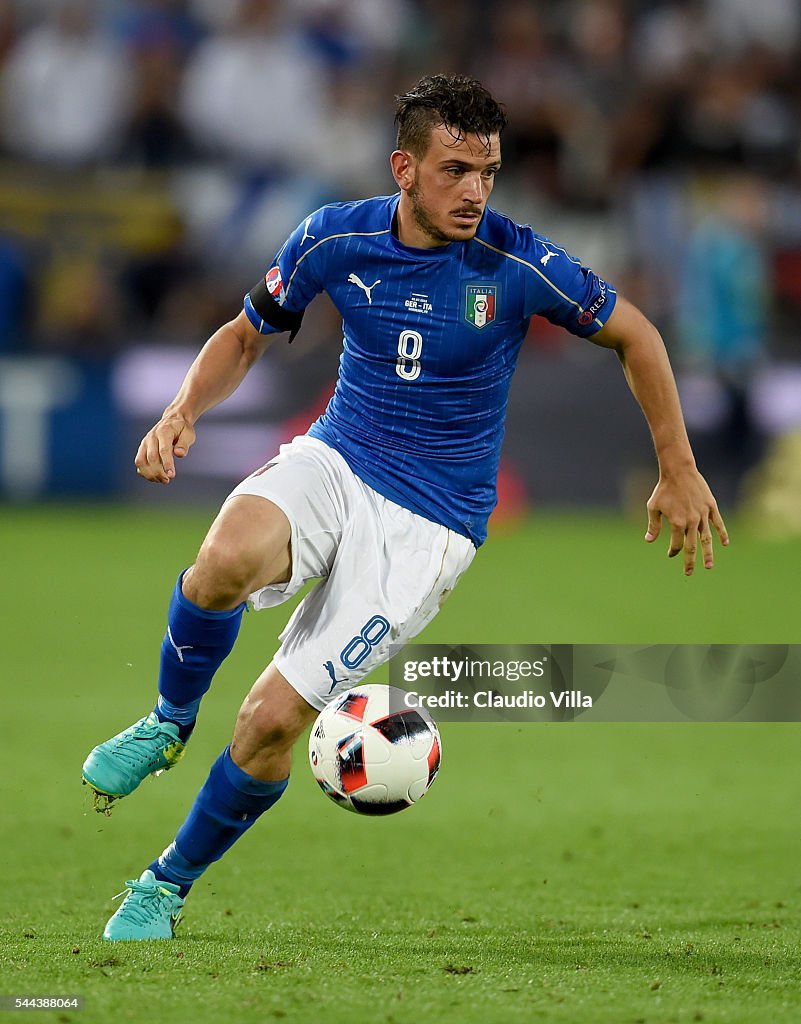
[394,125,502,247]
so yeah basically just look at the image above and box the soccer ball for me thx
[308,684,442,815]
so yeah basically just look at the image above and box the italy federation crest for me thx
[464,283,498,329]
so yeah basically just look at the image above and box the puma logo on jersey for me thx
[348,273,381,303]
[540,249,559,267]
[301,217,316,245]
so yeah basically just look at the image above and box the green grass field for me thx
[1,506,799,1024]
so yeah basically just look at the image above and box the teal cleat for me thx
[103,870,184,941]
[82,712,186,815]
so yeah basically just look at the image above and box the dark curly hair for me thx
[394,74,507,157]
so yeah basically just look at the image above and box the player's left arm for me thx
[591,295,729,575]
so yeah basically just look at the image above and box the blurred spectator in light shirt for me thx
[2,0,130,165]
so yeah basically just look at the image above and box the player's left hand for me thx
[644,468,729,575]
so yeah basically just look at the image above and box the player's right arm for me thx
[136,207,327,484]
[135,310,274,484]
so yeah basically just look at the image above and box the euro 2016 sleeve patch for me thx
[264,265,285,303]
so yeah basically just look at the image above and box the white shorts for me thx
[226,435,476,710]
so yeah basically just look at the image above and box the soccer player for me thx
[82,74,728,940]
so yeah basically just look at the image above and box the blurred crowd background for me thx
[1,0,800,530]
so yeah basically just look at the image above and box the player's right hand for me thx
[134,413,196,484]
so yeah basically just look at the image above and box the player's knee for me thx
[235,694,302,753]
[189,534,263,607]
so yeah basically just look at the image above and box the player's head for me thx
[394,74,507,160]
[391,74,507,247]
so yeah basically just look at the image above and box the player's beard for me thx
[408,177,480,245]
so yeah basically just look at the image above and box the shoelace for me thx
[111,879,179,927]
[109,721,177,769]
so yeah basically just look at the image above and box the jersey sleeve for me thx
[243,210,327,337]
[520,230,617,338]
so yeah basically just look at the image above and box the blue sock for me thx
[149,746,288,896]
[154,571,245,740]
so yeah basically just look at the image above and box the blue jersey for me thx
[244,194,616,546]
